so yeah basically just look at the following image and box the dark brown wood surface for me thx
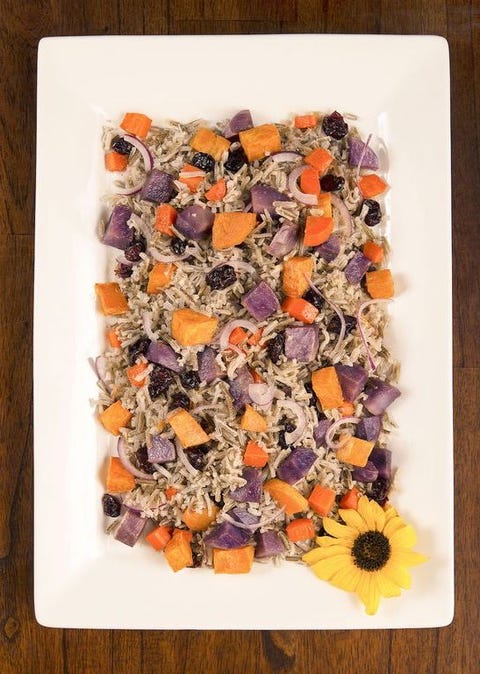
[0,1,478,672]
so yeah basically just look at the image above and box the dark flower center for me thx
[352,531,391,571]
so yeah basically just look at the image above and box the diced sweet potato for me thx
[264,479,309,515]
[182,505,219,531]
[239,124,281,162]
[336,435,374,467]
[282,256,314,297]
[240,404,267,432]
[190,127,231,161]
[164,530,193,572]
[311,367,344,410]
[212,212,257,250]
[366,269,395,299]
[147,262,176,294]
[106,456,135,493]
[213,546,255,574]
[171,308,218,346]
[168,408,210,448]
[95,283,129,315]
[99,400,132,435]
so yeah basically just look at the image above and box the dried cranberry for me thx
[124,239,145,262]
[304,289,324,311]
[327,314,357,335]
[148,364,174,398]
[320,174,345,192]
[135,445,156,474]
[367,477,391,506]
[191,152,215,172]
[102,493,122,517]
[267,331,285,364]
[111,135,133,155]
[224,148,247,174]
[322,111,348,140]
[187,447,206,470]
[278,418,295,449]
[171,236,187,256]
[169,392,191,410]
[128,337,151,365]
[180,370,200,390]
[115,263,133,278]
[364,199,382,227]
[206,264,237,290]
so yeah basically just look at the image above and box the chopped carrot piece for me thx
[182,505,219,531]
[164,530,193,572]
[308,485,336,516]
[179,163,205,193]
[365,269,394,299]
[126,361,149,388]
[294,114,318,129]
[205,178,227,202]
[243,440,269,468]
[336,435,374,467]
[213,546,255,574]
[99,400,132,435]
[363,241,384,263]
[300,166,320,195]
[282,297,319,324]
[212,212,257,249]
[106,456,135,493]
[247,328,263,346]
[304,147,333,174]
[239,124,281,162]
[104,151,128,172]
[229,326,248,346]
[165,486,178,500]
[240,404,267,432]
[190,127,230,161]
[168,408,210,448]
[172,528,193,543]
[339,401,355,417]
[303,216,334,247]
[264,479,309,515]
[171,308,218,346]
[282,256,314,297]
[120,112,152,139]
[318,192,332,217]
[107,329,121,348]
[147,262,176,294]
[311,367,344,410]
[339,487,361,510]
[95,283,129,316]
[286,518,316,542]
[154,204,177,236]
[146,525,172,551]
[358,174,388,198]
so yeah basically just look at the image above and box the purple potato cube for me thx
[148,435,176,464]
[352,461,379,483]
[255,530,285,558]
[369,447,392,481]
[265,221,299,258]
[344,252,371,284]
[230,467,263,503]
[315,234,340,262]
[241,281,280,320]
[355,416,382,442]
[335,364,368,402]
[313,419,332,447]
[140,169,174,203]
[348,137,379,170]
[198,346,222,383]
[224,109,254,139]
[102,205,134,250]
[276,447,316,485]
[146,341,181,372]
[250,184,289,215]
[114,510,146,547]
[364,379,401,415]
[176,204,214,240]
[284,325,319,363]
[229,506,260,526]
[228,365,254,408]
[204,521,251,549]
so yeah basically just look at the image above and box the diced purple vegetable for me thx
[114,510,146,547]
[255,530,285,558]
[204,521,251,549]
[198,346,222,383]
[276,447,317,485]
[250,184,289,215]
[335,364,368,402]
[265,221,299,258]
[352,461,379,483]
[146,341,181,372]
[148,435,176,463]
[369,447,392,481]
[284,325,319,363]
[313,419,332,447]
[230,467,263,503]
[176,204,214,240]
[223,109,254,139]
[315,234,340,262]
[241,280,280,321]
[364,379,401,415]
[140,169,174,203]
[344,252,371,284]
[228,364,254,408]
[229,506,260,526]
[356,416,382,442]
[102,205,134,250]
[348,137,379,170]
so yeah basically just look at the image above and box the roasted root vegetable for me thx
[179,163,205,192]
[294,114,318,128]
[366,269,395,299]
[311,367,344,410]
[154,204,177,235]
[171,308,218,346]
[339,486,361,510]
[358,174,388,198]
[240,405,267,432]
[107,329,121,348]
[300,166,320,195]
[182,505,219,531]
[212,212,257,249]
[190,127,231,161]
[304,147,333,174]
[147,262,176,294]
[263,478,308,515]
[318,192,332,217]
[164,529,193,572]
[168,408,210,448]
[104,151,128,172]
[213,546,254,574]
[241,281,280,321]
[239,124,281,162]
[120,112,152,138]
[282,256,314,297]
[286,518,316,542]
[205,178,227,202]
[243,440,269,468]
[95,283,129,315]
[308,484,336,516]
[336,435,374,467]
[363,240,384,263]
[303,216,334,247]
[106,456,135,492]
[126,361,148,388]
[146,525,172,551]
[99,400,132,435]
[282,297,318,324]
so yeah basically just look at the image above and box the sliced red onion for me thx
[90,356,112,394]
[175,439,198,476]
[141,311,156,341]
[219,319,258,352]
[269,151,303,163]
[325,417,361,450]
[276,400,307,445]
[330,194,353,237]
[113,182,143,196]
[303,275,346,361]
[115,254,135,266]
[117,437,155,481]
[355,133,373,183]
[122,134,153,172]
[148,248,190,263]
[357,299,391,371]
[265,220,299,258]
[287,166,318,205]
[248,383,275,406]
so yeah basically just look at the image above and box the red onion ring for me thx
[330,194,353,237]
[276,399,307,445]
[248,383,275,406]
[287,166,318,205]
[357,298,391,372]
[117,437,155,481]
[219,319,258,352]
[325,417,361,450]
[113,182,143,196]
[269,151,303,163]
[222,507,284,531]
[122,134,153,172]
[355,133,372,183]
[303,274,346,361]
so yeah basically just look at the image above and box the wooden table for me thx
[0,1,477,672]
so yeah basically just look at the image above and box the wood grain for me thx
[0,1,477,672]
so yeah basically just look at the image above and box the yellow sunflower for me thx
[302,496,428,615]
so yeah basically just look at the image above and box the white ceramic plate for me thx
[34,34,452,629]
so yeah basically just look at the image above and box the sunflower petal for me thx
[365,575,381,615]
[303,545,350,565]
[339,508,368,532]
[357,497,376,530]
[390,524,418,549]
[322,517,357,541]
[330,562,362,592]
[375,572,402,598]
[384,505,398,522]
[391,549,428,567]
[315,535,344,547]
[383,515,406,538]
[383,561,412,589]
[356,571,371,611]
[369,499,386,531]
[311,555,352,581]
